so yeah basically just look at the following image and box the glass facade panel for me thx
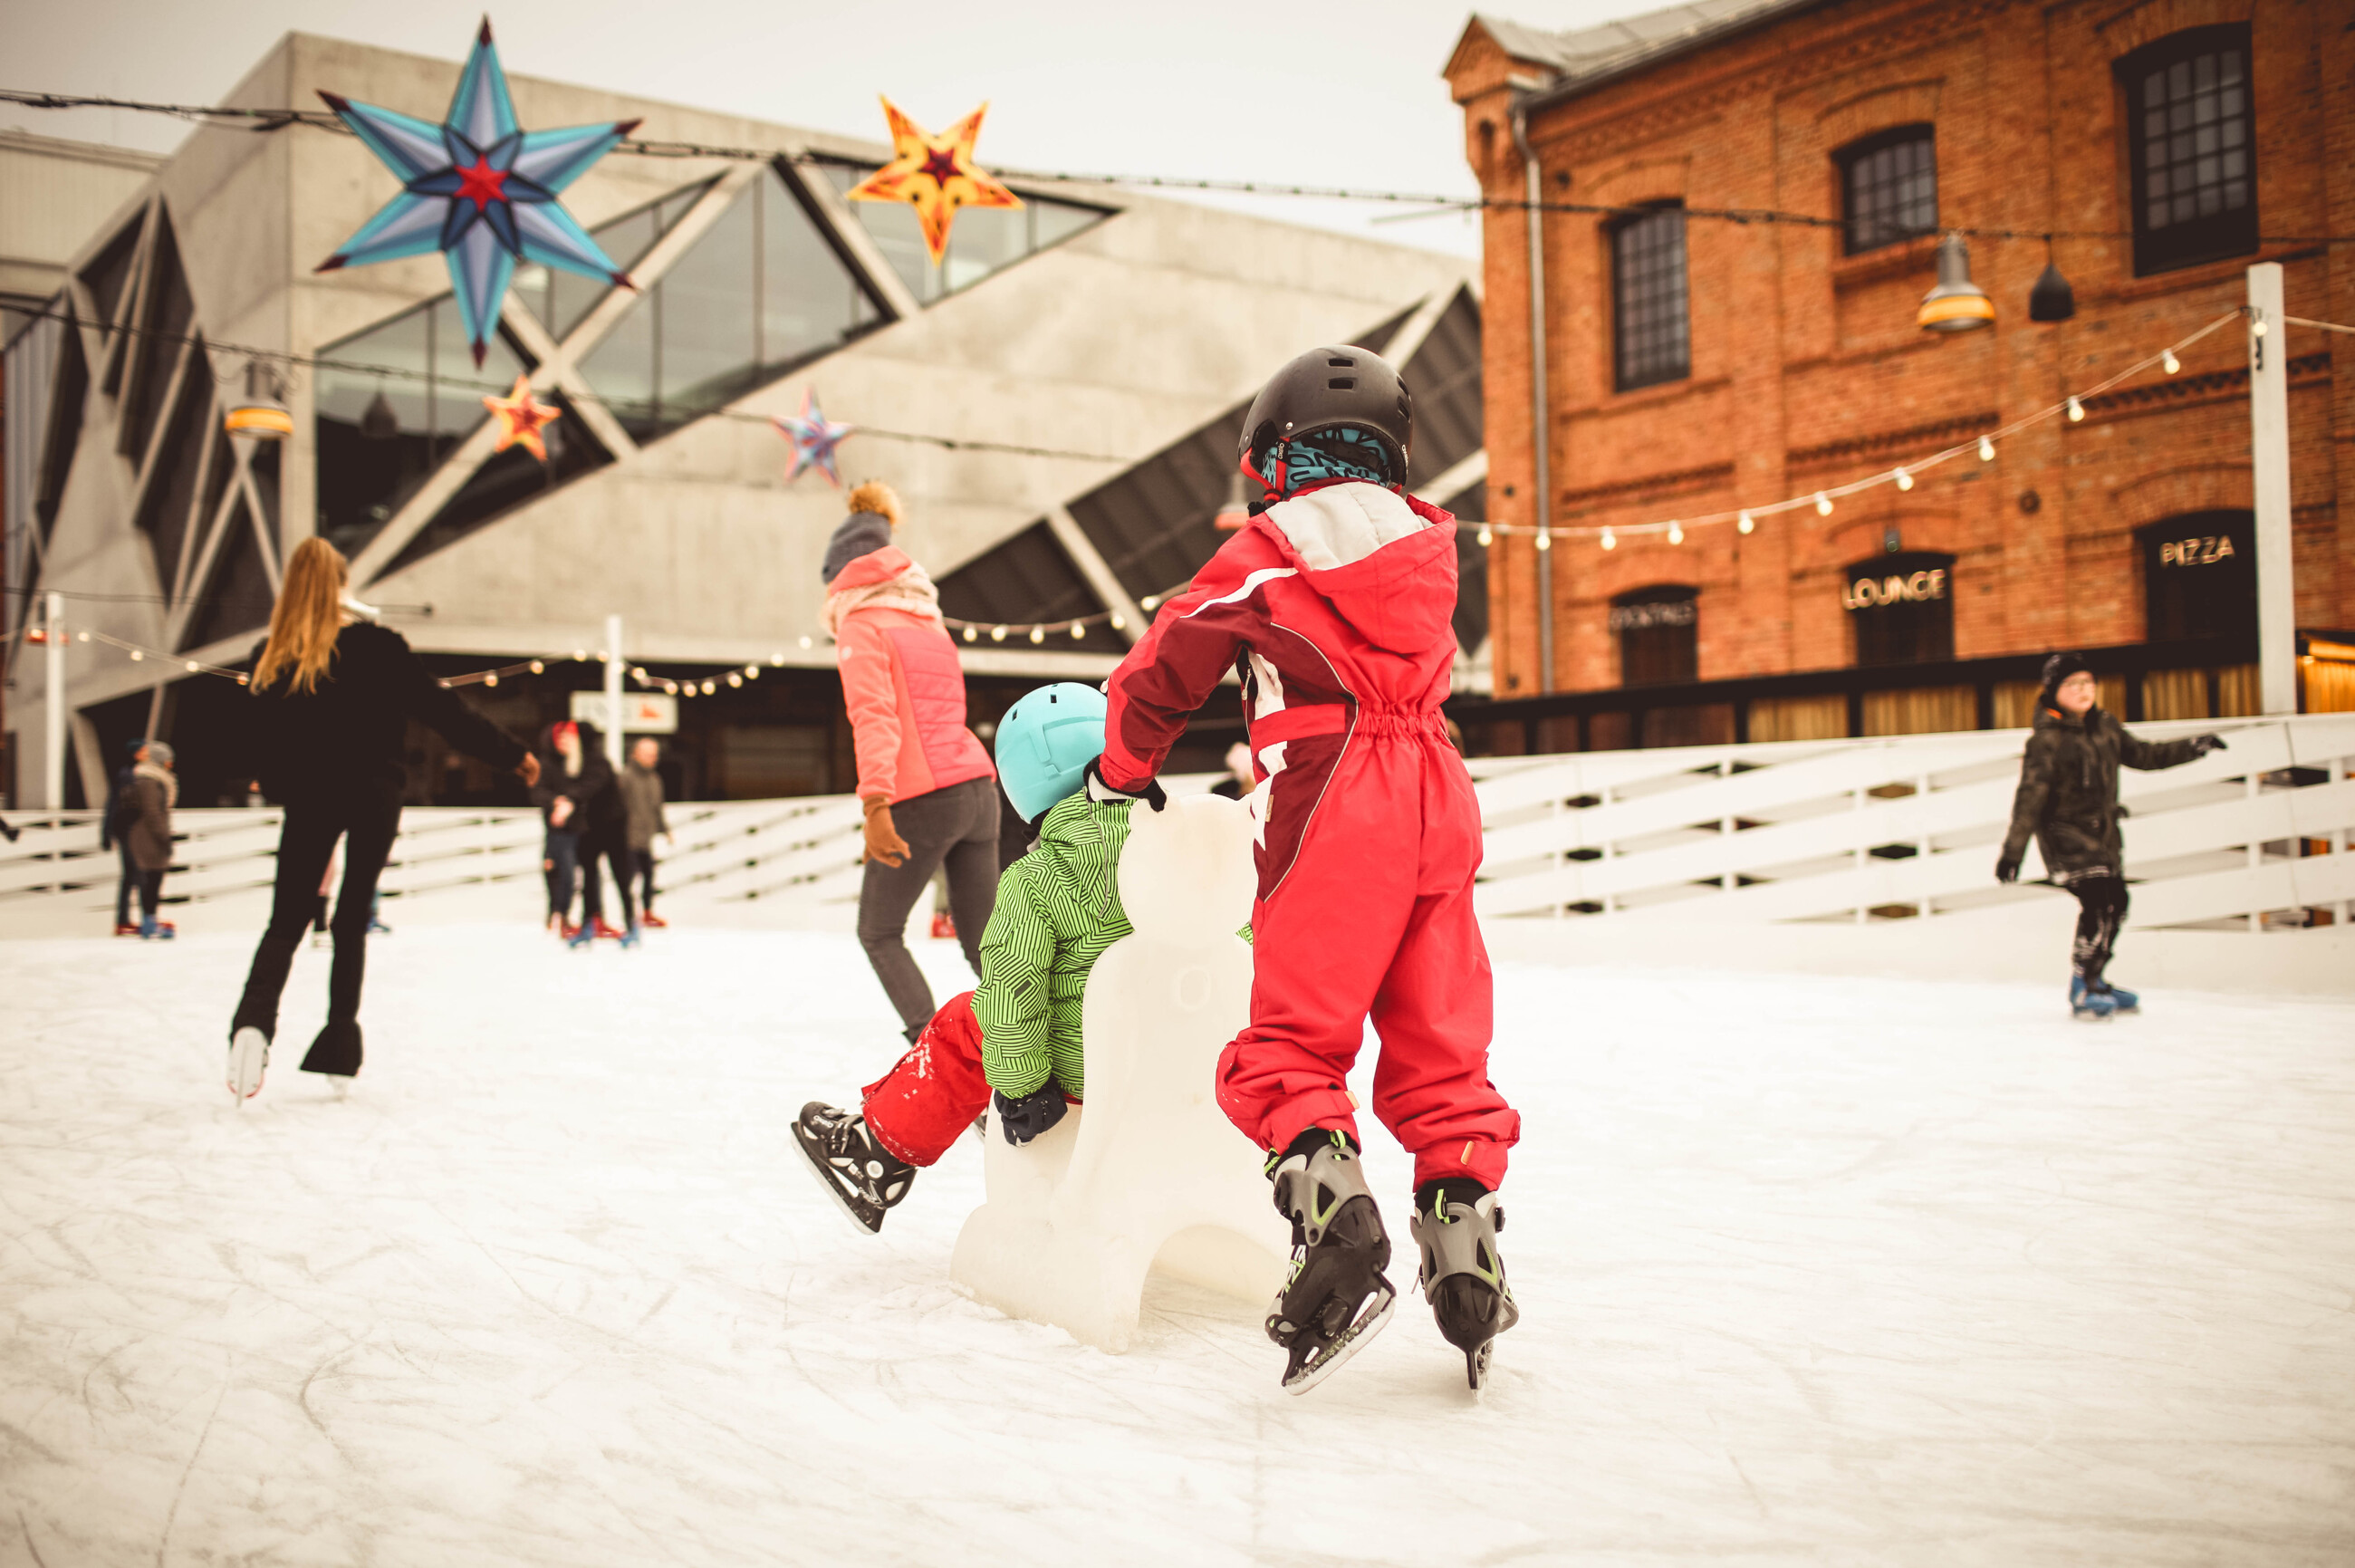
[764,169,879,365]
[658,188,759,419]
[1611,204,1689,392]
[1840,126,1937,255]
[818,159,1109,304]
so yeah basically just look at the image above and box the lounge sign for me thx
[2158,534,2236,567]
[1843,567,1947,611]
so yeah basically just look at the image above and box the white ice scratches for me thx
[2,925,2352,1565]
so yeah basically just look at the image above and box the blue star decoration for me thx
[774,390,856,487]
[314,19,638,367]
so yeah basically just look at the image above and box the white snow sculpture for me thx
[950,791,1289,1352]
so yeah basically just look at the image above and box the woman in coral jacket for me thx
[822,481,999,1039]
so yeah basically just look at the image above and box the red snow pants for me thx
[861,990,990,1167]
[1216,721,1520,1190]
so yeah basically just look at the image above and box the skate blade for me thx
[1467,1338,1494,1394]
[227,1028,269,1104]
[791,1127,886,1236]
[1282,1283,1397,1397]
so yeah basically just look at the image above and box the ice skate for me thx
[2070,976,2116,1021]
[1265,1131,1397,1394]
[590,917,627,942]
[618,919,642,949]
[793,1101,916,1235]
[565,921,596,949]
[227,1027,270,1104]
[1411,1182,1519,1393]
[2096,981,2139,1014]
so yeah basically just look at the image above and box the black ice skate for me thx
[1265,1131,1397,1395]
[793,1101,916,1235]
[1411,1181,1519,1393]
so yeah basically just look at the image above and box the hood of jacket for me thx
[1249,482,1458,655]
[823,546,945,639]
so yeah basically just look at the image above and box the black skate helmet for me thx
[1239,345,1414,501]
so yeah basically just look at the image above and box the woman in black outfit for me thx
[227,537,537,1101]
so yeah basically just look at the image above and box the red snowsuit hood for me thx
[1247,483,1458,657]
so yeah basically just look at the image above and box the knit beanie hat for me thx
[142,740,175,766]
[2039,651,2090,694]
[820,512,894,585]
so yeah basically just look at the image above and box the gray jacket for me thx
[620,764,668,851]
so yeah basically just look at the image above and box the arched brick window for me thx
[1610,203,1689,392]
[2117,25,2258,275]
[1837,124,1937,255]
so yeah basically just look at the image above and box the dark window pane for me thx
[1845,553,1956,666]
[1610,585,1698,685]
[761,168,879,369]
[2139,511,2254,642]
[1611,204,1688,392]
[1840,125,1937,255]
[658,186,758,421]
[313,304,434,558]
[2120,26,2258,274]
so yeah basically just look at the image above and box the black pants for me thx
[231,784,403,1040]
[137,868,166,922]
[544,826,582,923]
[856,775,1000,1034]
[631,847,658,912]
[2066,873,2129,986]
[115,839,139,927]
[579,830,635,928]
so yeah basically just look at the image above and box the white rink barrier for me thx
[5,717,2349,993]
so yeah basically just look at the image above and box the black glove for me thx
[1995,850,2022,885]
[2191,734,2227,756]
[995,1085,1068,1147]
[1084,756,1166,813]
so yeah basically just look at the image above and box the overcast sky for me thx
[0,0,1653,261]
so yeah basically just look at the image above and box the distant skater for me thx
[1996,651,2225,1019]
[621,736,671,928]
[227,538,537,1101]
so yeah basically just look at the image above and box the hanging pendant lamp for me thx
[1917,234,1995,333]
[360,386,399,440]
[2028,261,2076,322]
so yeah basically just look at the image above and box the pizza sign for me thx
[2158,534,2235,567]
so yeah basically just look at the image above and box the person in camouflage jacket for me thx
[1997,651,2224,1006]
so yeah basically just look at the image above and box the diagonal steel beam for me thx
[1043,504,1145,646]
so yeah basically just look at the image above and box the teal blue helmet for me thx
[995,682,1108,822]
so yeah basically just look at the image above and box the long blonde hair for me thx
[254,537,350,695]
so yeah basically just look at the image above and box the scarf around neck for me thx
[823,557,946,640]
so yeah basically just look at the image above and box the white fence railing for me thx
[6,717,2350,991]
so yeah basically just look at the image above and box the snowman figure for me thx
[949,790,1289,1352]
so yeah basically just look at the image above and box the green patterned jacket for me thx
[972,793,1134,1101]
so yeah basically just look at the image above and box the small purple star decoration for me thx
[314,19,638,366]
[774,390,857,487]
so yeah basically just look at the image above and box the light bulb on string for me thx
[963,624,977,642]
[77,630,90,642]
[990,625,1007,642]
[1667,521,1684,544]
[1814,493,1833,516]
[745,665,760,678]
[130,649,143,662]
[1141,595,1161,611]
[185,660,200,673]
[1028,626,1045,644]
[1894,468,1914,491]
[701,678,716,696]
[1069,621,1086,640]
[529,659,543,674]
[1978,436,1996,461]
[727,672,743,688]
[2066,396,2084,422]
[596,649,609,662]
[1110,613,1126,632]
[2162,350,2180,374]
[798,635,812,649]
[573,649,588,661]
[1737,511,1754,535]
[664,680,678,695]
[1598,528,1615,552]
[1476,524,1493,547]
[771,652,785,667]
[2250,316,2267,339]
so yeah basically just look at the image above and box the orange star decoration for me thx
[482,374,562,461]
[845,97,1023,265]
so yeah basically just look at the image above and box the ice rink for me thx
[4,922,2352,1567]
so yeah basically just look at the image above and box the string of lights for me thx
[1471,309,2251,553]
[5,87,2351,247]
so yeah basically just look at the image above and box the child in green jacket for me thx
[795,683,1134,1233]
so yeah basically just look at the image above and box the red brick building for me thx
[1444,0,2353,749]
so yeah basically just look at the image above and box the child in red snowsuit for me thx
[1091,344,1519,1392]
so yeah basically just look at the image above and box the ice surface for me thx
[952,794,1287,1351]
[4,925,2353,1565]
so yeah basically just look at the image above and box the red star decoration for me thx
[453,155,510,213]
[846,98,1024,265]
[482,374,562,461]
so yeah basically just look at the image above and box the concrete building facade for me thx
[1446,0,2352,751]
[4,32,1484,808]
